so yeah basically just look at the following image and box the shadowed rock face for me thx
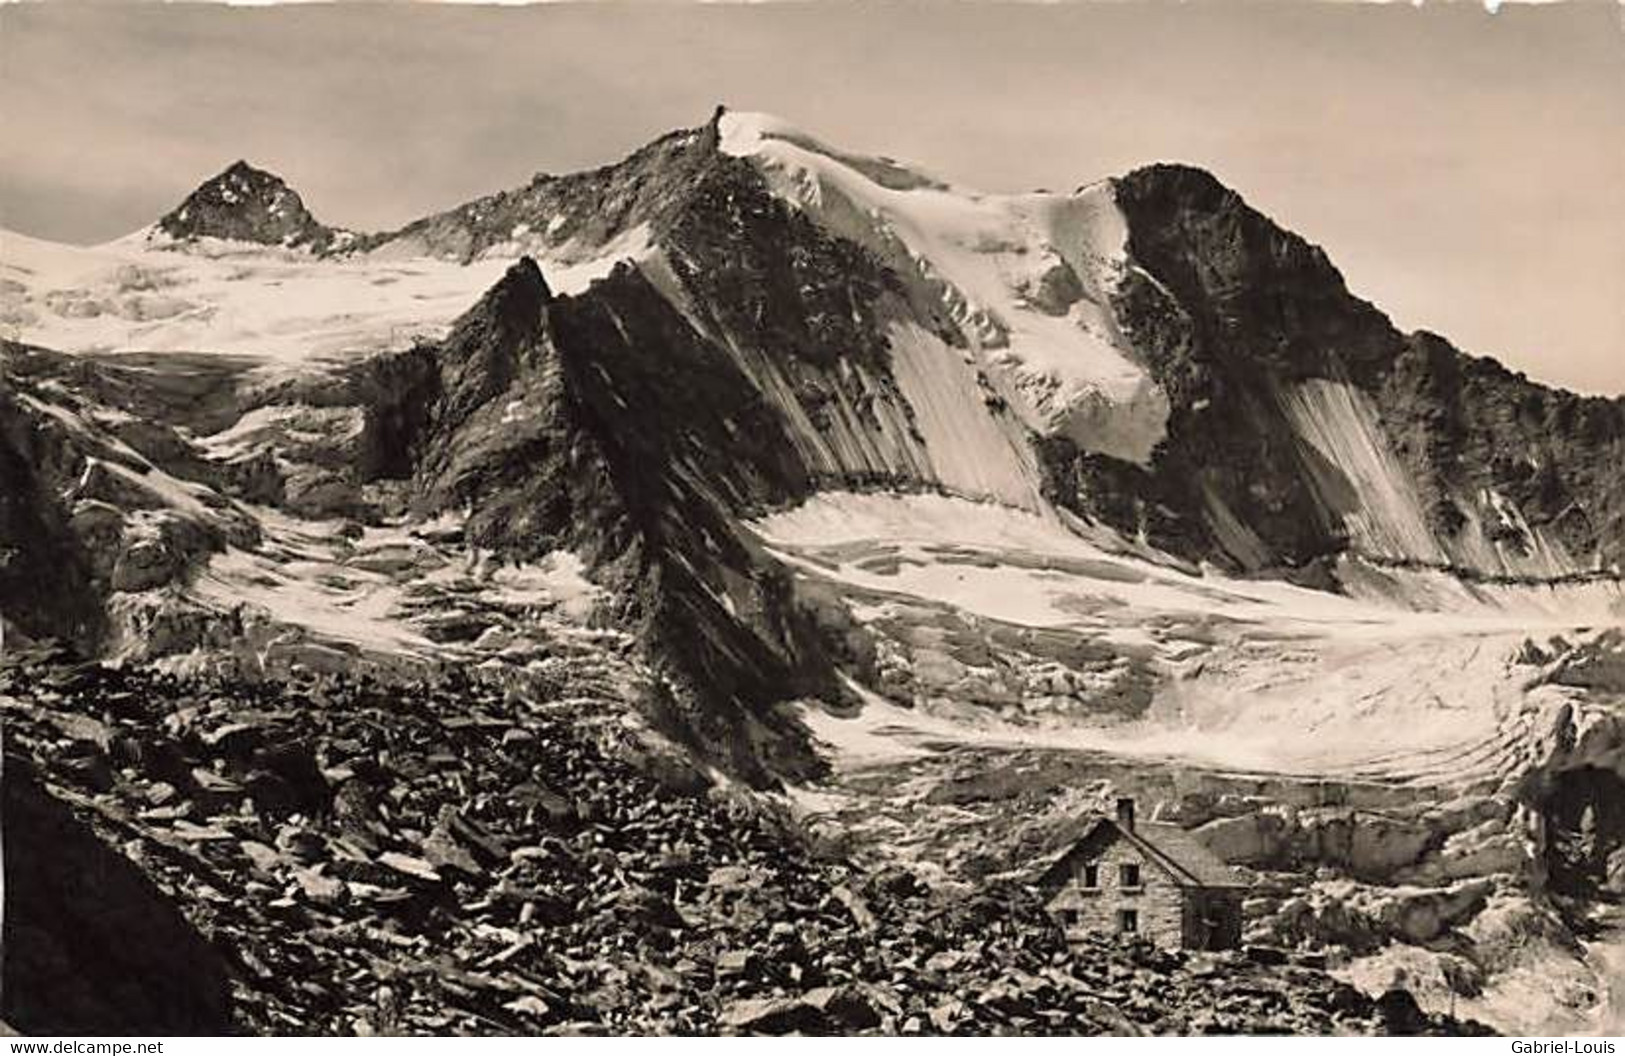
[355,249,836,784]
[2,754,234,1034]
[1051,162,1400,570]
[1541,766,1625,898]
[0,385,105,651]
[1373,334,1625,571]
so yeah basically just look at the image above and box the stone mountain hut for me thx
[1034,798,1250,951]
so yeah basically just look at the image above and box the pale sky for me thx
[2,1,1622,394]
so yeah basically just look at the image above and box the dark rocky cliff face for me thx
[1374,334,1625,570]
[157,160,344,251]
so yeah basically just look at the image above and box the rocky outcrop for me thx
[1195,807,1443,881]
[1509,639,1625,900]
[1376,333,1625,571]
[353,255,836,783]
[1257,878,1497,954]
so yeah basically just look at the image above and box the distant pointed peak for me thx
[435,256,555,407]
[199,159,294,197]
[156,159,340,251]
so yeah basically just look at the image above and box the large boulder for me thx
[1345,816,1436,878]
[719,995,829,1035]
[1369,879,1495,944]
[1401,819,1526,884]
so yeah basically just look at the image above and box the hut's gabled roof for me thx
[1128,822,1250,889]
[1033,816,1250,891]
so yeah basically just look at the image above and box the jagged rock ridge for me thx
[372,110,1625,581]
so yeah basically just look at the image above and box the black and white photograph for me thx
[0,0,1622,1040]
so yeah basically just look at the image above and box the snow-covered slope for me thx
[718,111,1170,467]
[0,222,655,375]
[754,491,1625,779]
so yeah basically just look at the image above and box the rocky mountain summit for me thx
[2,107,1623,1034]
[1077,163,1625,577]
[155,160,350,252]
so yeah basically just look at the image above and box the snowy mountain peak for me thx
[716,109,1169,465]
[717,110,955,194]
[155,159,348,252]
